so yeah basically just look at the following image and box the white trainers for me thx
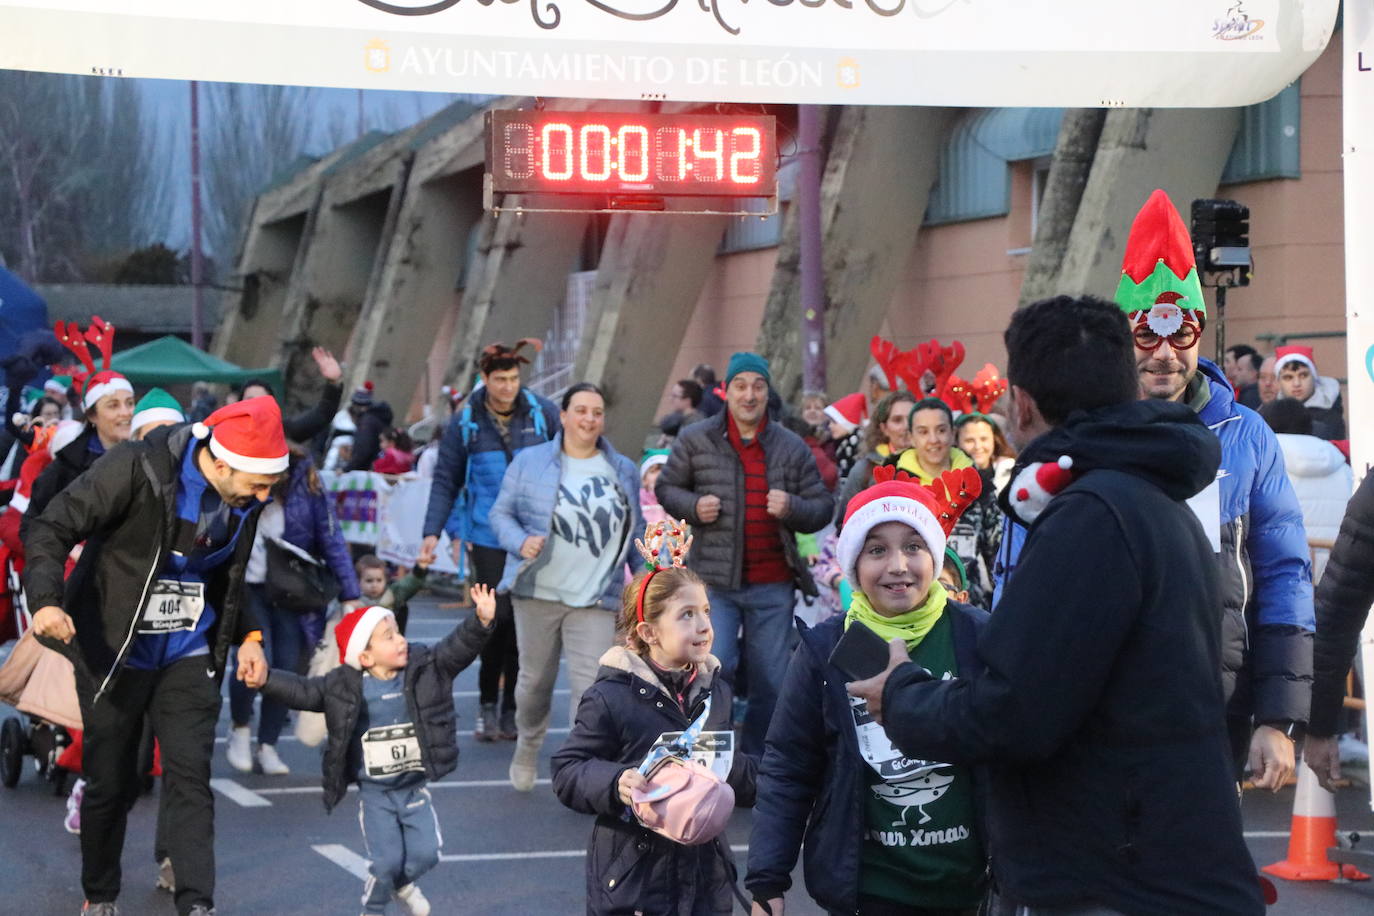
[225,726,252,773]
[509,760,537,792]
[256,743,290,776]
[395,883,431,916]
[156,857,175,893]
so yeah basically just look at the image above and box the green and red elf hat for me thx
[1114,189,1206,338]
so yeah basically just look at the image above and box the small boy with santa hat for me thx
[259,586,497,915]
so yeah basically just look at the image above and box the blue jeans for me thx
[706,581,797,758]
[228,584,303,745]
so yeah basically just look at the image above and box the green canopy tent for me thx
[110,335,281,390]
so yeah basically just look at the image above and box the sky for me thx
[137,78,485,247]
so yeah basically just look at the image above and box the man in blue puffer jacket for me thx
[996,191,1313,790]
[421,340,559,741]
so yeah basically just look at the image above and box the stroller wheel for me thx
[1,717,24,787]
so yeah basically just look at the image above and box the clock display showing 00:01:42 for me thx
[500,121,767,189]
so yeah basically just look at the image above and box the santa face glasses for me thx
[1131,314,1204,352]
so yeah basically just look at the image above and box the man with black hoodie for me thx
[850,295,1263,915]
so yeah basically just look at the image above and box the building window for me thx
[1220,80,1301,185]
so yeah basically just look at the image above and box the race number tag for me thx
[136,580,206,634]
[645,730,734,781]
[361,723,423,778]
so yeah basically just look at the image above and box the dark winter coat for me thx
[346,402,394,472]
[879,400,1264,915]
[745,608,988,914]
[423,387,560,550]
[654,412,833,596]
[1310,470,1374,736]
[992,360,1315,726]
[551,647,757,916]
[283,381,342,446]
[259,613,492,811]
[22,424,263,701]
[19,424,101,543]
[279,454,360,602]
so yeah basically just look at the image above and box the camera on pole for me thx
[1191,198,1253,360]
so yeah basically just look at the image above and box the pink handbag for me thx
[631,754,735,846]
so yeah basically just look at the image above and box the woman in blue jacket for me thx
[226,449,361,776]
[490,383,643,792]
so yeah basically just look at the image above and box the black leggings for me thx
[471,544,518,708]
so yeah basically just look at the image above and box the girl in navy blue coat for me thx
[552,524,757,915]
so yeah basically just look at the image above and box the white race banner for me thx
[1341,0,1374,816]
[0,0,1339,106]
[324,470,393,547]
[374,477,464,577]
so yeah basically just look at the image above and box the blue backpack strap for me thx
[454,403,479,544]
[525,388,550,441]
[637,695,712,776]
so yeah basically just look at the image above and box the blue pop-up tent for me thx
[0,267,49,359]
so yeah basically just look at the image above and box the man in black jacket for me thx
[25,398,286,916]
[1306,470,1374,788]
[656,351,833,757]
[849,296,1263,915]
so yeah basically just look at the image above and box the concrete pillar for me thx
[441,207,589,394]
[212,202,313,373]
[756,106,956,404]
[1055,107,1243,299]
[575,212,730,446]
[277,176,407,413]
[343,169,484,412]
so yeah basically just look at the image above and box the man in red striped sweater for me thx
[655,352,835,757]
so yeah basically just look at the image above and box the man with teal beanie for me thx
[655,350,834,757]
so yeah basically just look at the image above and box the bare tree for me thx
[201,83,317,275]
[0,72,169,281]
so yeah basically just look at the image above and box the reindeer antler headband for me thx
[53,315,130,411]
[633,519,693,623]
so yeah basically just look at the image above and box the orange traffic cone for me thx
[1262,762,1370,882]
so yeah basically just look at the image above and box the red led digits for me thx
[491,111,775,198]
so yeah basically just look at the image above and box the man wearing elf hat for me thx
[1115,189,1313,792]
[24,396,289,916]
[851,295,1264,914]
[1273,344,1346,441]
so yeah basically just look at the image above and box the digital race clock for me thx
[484,109,778,214]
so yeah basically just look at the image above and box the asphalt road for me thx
[2,596,1372,915]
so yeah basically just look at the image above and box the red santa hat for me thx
[1006,456,1076,525]
[823,391,867,434]
[81,370,134,412]
[336,605,396,670]
[1274,345,1318,377]
[836,466,982,588]
[191,396,289,474]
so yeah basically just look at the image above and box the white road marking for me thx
[209,778,273,807]
[254,779,553,796]
[220,688,567,703]
[312,844,372,880]
[213,727,569,744]
[1242,830,1292,838]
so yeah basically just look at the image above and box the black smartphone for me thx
[827,621,891,681]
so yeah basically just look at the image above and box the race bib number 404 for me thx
[137,579,206,635]
[362,723,424,778]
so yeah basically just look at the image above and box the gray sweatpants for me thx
[358,781,442,914]
[510,595,617,771]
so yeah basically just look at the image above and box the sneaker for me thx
[256,743,290,776]
[499,706,518,741]
[509,760,537,792]
[225,726,252,773]
[156,857,175,893]
[396,883,432,916]
[186,907,215,916]
[81,903,118,915]
[474,703,498,743]
[65,778,85,835]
